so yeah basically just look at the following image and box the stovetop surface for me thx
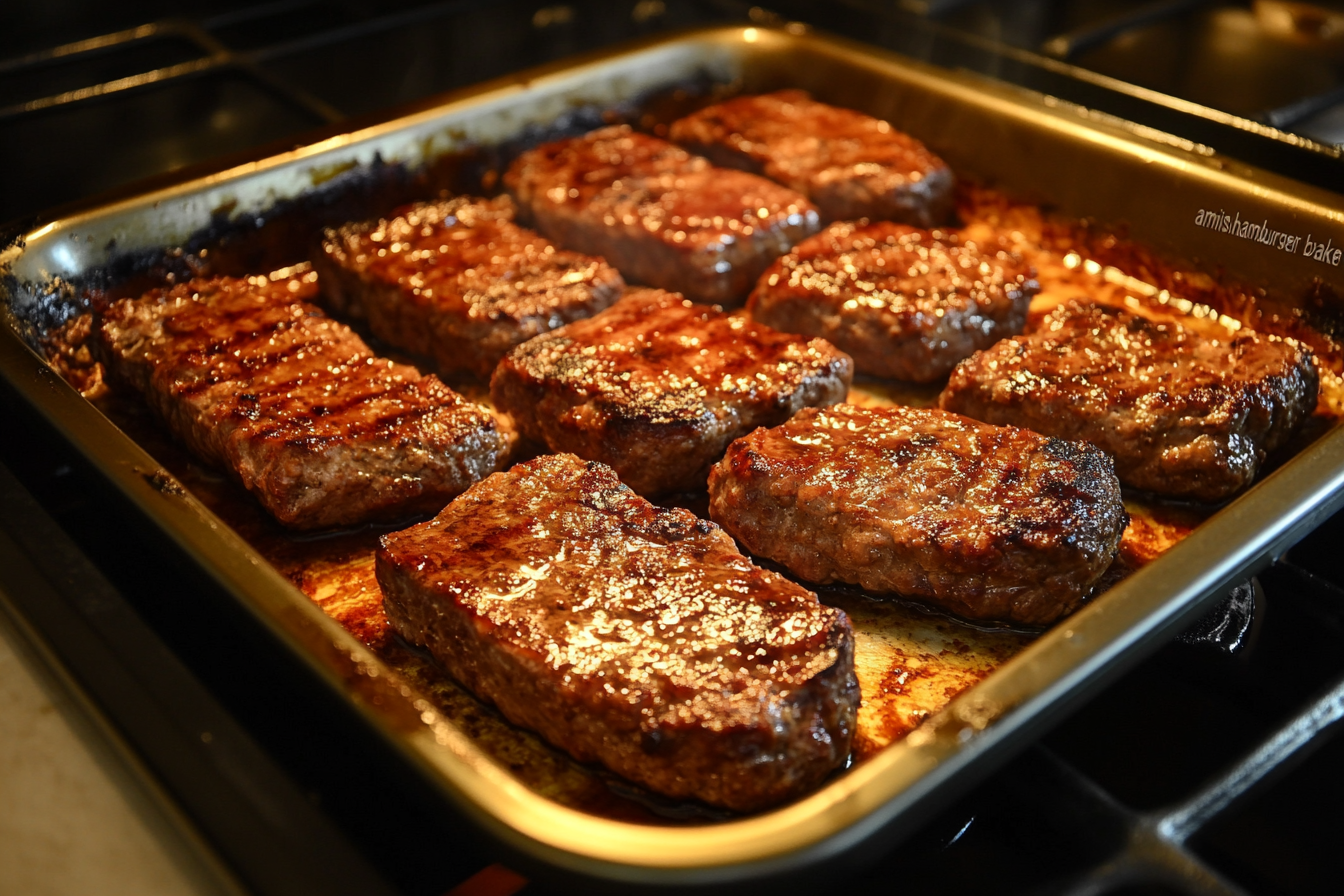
[4,3,1344,894]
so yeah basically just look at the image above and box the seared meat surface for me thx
[504,125,820,305]
[669,90,955,226]
[378,453,859,811]
[749,221,1037,382]
[316,196,623,379]
[490,289,853,496]
[708,404,1126,625]
[100,270,513,529]
[939,302,1319,502]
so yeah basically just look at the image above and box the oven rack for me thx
[5,0,1344,231]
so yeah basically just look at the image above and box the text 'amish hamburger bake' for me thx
[939,301,1320,502]
[98,268,514,529]
[490,288,853,496]
[505,125,820,305]
[708,404,1128,626]
[376,453,859,811]
[316,195,623,379]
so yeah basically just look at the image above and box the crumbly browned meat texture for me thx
[708,404,1127,626]
[669,90,955,227]
[938,302,1320,502]
[377,453,858,812]
[749,221,1037,382]
[490,289,853,496]
[504,125,820,306]
[316,196,624,379]
[99,270,513,529]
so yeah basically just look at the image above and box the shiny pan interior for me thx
[4,26,1344,886]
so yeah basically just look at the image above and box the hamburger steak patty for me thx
[668,90,955,226]
[504,125,820,305]
[490,289,853,496]
[377,454,859,811]
[316,196,623,379]
[749,221,1038,382]
[708,404,1127,626]
[939,302,1320,502]
[99,269,513,529]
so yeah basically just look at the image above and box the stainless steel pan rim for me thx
[4,25,1344,884]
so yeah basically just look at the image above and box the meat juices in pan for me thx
[939,301,1320,502]
[708,404,1127,626]
[377,453,859,812]
[316,196,624,379]
[99,270,514,529]
[504,125,820,306]
[749,220,1038,382]
[490,288,853,497]
[669,89,955,227]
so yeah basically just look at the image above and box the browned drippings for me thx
[42,313,108,400]
[820,587,1033,759]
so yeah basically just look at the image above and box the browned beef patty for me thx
[490,289,853,496]
[939,302,1319,502]
[669,90,955,226]
[708,404,1127,626]
[377,453,858,811]
[99,270,514,529]
[749,221,1037,382]
[316,196,623,379]
[504,125,820,306]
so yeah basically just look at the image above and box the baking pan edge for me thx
[4,26,1344,884]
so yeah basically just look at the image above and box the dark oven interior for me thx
[4,3,1344,895]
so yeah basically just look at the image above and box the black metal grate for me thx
[0,0,732,226]
[844,554,1344,896]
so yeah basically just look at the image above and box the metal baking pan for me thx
[5,25,1344,887]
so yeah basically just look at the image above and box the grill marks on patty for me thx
[377,453,859,811]
[505,125,820,305]
[316,195,624,379]
[749,220,1037,382]
[939,301,1319,502]
[490,288,853,496]
[708,404,1128,626]
[99,270,513,529]
[669,90,955,227]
